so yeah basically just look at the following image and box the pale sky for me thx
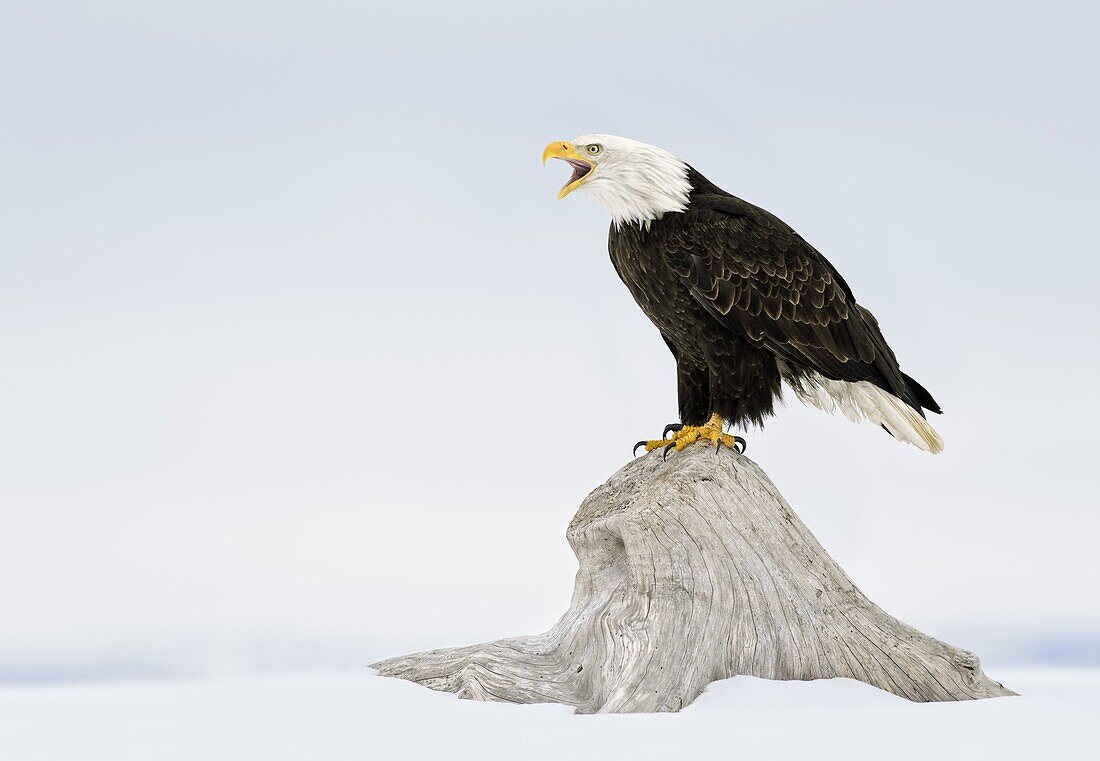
[1,1,1098,682]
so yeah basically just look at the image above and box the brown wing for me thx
[663,200,936,414]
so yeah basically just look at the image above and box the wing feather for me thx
[664,201,934,414]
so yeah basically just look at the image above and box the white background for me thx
[2,0,1097,696]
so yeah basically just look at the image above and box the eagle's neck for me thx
[581,150,692,229]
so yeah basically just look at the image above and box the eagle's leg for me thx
[634,413,746,457]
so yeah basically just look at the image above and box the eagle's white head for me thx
[542,134,692,228]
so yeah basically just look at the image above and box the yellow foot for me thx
[633,414,746,458]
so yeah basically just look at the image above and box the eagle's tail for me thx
[867,385,945,453]
[791,374,945,454]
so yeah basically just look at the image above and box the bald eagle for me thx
[543,135,943,455]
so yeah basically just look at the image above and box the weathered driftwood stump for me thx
[373,446,1012,712]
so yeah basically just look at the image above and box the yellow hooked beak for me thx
[542,141,595,199]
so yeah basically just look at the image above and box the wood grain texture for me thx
[373,447,1013,713]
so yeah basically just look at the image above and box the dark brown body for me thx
[608,167,940,430]
[610,220,781,427]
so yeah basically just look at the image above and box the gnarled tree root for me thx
[373,447,1013,713]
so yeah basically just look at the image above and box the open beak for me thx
[542,141,594,199]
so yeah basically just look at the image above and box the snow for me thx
[0,668,1095,760]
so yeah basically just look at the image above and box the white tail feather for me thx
[790,373,944,453]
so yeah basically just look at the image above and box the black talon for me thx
[633,440,648,456]
[733,436,747,454]
[662,422,683,439]
[662,442,677,460]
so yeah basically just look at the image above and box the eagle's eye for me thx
[586,144,602,155]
